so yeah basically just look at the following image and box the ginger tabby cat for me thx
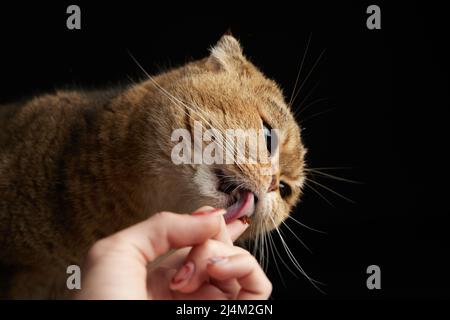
[0,35,306,298]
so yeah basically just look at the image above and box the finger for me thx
[153,207,247,271]
[191,206,231,245]
[226,219,250,242]
[152,206,235,271]
[150,247,190,270]
[91,210,226,264]
[191,206,250,243]
[169,239,243,294]
[206,254,272,300]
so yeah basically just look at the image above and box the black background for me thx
[0,1,448,299]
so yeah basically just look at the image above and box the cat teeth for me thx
[239,216,252,224]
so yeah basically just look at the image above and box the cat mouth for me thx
[223,190,255,224]
[215,169,256,223]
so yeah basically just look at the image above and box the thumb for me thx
[105,210,226,263]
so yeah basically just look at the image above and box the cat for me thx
[0,34,307,298]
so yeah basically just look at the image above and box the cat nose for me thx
[267,175,278,192]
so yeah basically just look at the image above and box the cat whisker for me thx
[269,217,307,276]
[303,182,335,207]
[291,79,321,118]
[305,177,355,203]
[268,215,325,291]
[266,229,287,287]
[128,52,245,172]
[288,33,312,107]
[229,181,247,195]
[299,107,335,125]
[266,228,300,280]
[263,222,270,273]
[252,226,260,258]
[305,168,362,184]
[280,220,312,253]
[307,166,354,170]
[293,97,329,119]
[187,101,247,172]
[293,78,320,106]
[286,215,327,234]
[259,219,266,272]
[291,48,326,108]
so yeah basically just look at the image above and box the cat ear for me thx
[206,34,244,72]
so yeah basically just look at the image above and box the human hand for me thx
[76,207,272,299]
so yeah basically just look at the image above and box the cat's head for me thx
[141,35,306,238]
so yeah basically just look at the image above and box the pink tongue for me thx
[223,191,255,224]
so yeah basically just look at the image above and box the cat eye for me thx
[263,122,272,155]
[279,181,292,198]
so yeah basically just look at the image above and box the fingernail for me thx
[191,208,225,216]
[171,261,194,289]
[208,256,229,265]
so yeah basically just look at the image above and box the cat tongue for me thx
[223,191,255,224]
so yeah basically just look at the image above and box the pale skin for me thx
[76,207,272,299]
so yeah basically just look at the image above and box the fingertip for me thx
[184,212,225,246]
[226,219,250,242]
[147,210,225,254]
[169,261,195,291]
